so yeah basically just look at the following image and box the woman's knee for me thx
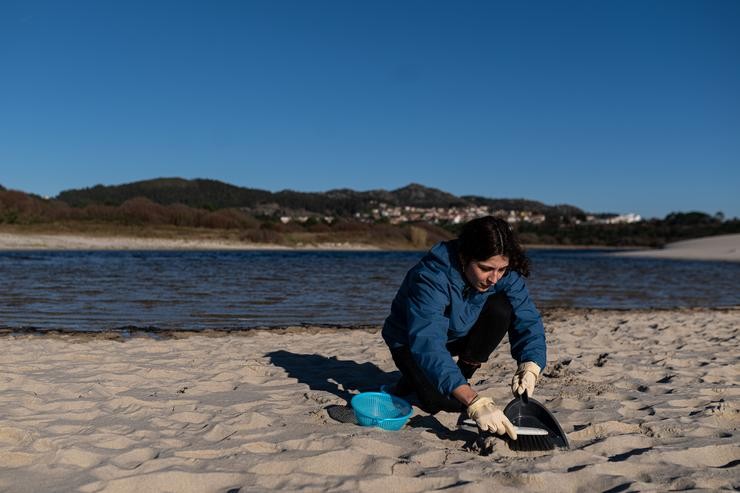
[460,293,512,363]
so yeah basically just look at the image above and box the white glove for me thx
[511,361,541,398]
[466,396,517,439]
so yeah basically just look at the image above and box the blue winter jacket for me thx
[382,240,547,397]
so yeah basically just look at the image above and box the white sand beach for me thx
[0,308,737,492]
[614,234,740,262]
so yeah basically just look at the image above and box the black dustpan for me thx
[503,392,569,451]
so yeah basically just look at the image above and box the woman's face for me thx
[464,254,509,292]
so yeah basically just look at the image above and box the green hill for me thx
[56,178,272,210]
[55,178,583,217]
[3,181,737,248]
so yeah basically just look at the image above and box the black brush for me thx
[505,391,557,452]
[508,427,555,452]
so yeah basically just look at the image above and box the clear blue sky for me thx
[1,0,738,219]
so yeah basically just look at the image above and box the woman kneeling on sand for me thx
[382,216,547,440]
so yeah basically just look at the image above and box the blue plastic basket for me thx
[350,392,413,431]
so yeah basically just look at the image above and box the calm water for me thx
[1,249,738,332]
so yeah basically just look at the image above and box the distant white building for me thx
[606,213,642,224]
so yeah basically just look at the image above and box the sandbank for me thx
[613,234,740,262]
[0,232,377,251]
[2,232,739,262]
[0,308,737,492]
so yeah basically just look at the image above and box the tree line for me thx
[0,189,452,248]
[514,212,739,247]
[2,185,737,248]
[54,178,584,217]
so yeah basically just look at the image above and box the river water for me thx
[1,249,738,332]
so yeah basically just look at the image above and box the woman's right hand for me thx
[466,396,517,440]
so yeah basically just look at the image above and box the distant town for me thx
[279,202,643,226]
[3,178,735,249]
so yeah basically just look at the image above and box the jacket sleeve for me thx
[405,269,468,396]
[502,271,547,369]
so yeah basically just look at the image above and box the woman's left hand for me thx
[511,361,541,397]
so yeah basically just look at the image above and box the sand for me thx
[0,308,737,492]
[0,232,376,251]
[613,234,740,262]
[1,232,739,262]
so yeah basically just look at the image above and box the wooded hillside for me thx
[2,180,738,248]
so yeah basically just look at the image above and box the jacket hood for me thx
[428,240,469,292]
[428,240,456,270]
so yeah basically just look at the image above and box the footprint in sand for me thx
[189,380,240,393]
[660,443,739,468]
[240,441,282,454]
[86,434,140,450]
[79,471,245,493]
[110,447,160,469]
[354,474,464,492]
[406,449,447,468]
[280,435,348,452]
[55,447,105,468]
[0,451,37,468]
[250,448,388,476]
[233,412,274,431]
[174,446,241,459]
[169,411,210,424]
[568,421,641,442]
[580,433,654,461]
[0,426,33,446]
[198,424,236,443]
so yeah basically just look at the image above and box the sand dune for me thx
[0,308,738,492]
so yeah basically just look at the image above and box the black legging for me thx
[389,291,513,414]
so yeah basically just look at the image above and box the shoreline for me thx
[0,231,598,252]
[1,307,737,492]
[1,231,738,262]
[3,306,738,340]
[0,232,380,251]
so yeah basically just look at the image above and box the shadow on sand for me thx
[266,349,397,402]
[265,349,481,446]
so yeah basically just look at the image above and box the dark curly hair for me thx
[457,216,531,277]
